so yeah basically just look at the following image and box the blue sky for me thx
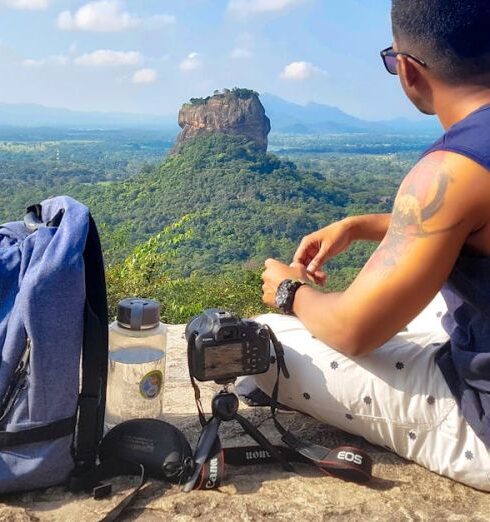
[0,0,424,120]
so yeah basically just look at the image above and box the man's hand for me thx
[293,215,390,285]
[261,259,309,308]
[293,219,355,284]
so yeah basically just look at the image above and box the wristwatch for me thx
[275,279,307,315]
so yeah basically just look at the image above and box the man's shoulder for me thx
[424,106,490,170]
[405,150,490,238]
[411,150,490,198]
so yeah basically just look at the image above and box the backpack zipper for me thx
[0,337,32,425]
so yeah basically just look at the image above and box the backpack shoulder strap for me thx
[73,214,108,473]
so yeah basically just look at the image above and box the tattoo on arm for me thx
[364,155,460,272]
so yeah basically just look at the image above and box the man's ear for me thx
[397,55,420,87]
[396,52,435,115]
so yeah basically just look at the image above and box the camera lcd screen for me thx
[203,344,243,379]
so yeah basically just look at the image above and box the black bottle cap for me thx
[117,298,161,330]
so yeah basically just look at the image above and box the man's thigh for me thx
[237,311,490,491]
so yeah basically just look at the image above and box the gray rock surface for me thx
[174,91,271,153]
[1,324,490,521]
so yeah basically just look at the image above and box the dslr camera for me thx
[185,309,271,383]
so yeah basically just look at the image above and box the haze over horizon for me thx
[0,0,432,122]
[0,92,431,121]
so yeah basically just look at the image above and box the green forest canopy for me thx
[187,88,260,107]
[0,131,416,322]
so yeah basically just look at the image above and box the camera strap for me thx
[187,324,372,484]
[265,325,373,484]
[187,332,207,427]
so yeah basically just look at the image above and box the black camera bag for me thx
[74,418,225,521]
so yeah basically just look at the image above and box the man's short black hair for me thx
[392,0,490,83]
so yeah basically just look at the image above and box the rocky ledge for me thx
[1,324,490,521]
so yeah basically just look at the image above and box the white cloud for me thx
[179,52,202,72]
[58,1,136,31]
[22,48,144,68]
[281,61,326,80]
[57,0,176,32]
[132,68,157,84]
[22,54,69,67]
[0,0,49,10]
[227,0,304,16]
[74,49,142,67]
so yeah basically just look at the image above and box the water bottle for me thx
[105,298,167,431]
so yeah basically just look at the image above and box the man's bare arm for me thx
[348,213,391,242]
[291,151,488,355]
[292,214,391,282]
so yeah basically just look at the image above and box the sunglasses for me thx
[380,46,427,75]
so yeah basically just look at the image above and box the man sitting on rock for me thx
[237,0,490,491]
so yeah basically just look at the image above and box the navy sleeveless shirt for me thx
[423,104,490,446]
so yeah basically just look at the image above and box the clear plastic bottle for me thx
[105,298,167,431]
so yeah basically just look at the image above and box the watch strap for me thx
[276,279,306,315]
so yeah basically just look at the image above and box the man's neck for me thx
[434,84,490,130]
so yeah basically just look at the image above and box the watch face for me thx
[276,279,299,313]
[275,282,290,309]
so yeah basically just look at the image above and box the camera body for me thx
[185,309,270,382]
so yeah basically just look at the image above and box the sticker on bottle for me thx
[139,370,163,399]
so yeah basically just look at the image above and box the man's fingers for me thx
[293,236,316,265]
[307,245,329,273]
[304,269,327,286]
[313,270,327,286]
[264,258,278,268]
[307,260,318,273]
[292,248,306,265]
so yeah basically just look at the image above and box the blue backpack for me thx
[0,196,108,493]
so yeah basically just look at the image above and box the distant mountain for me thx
[0,102,178,131]
[0,96,441,135]
[260,94,441,134]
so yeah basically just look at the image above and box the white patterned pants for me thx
[236,294,490,492]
